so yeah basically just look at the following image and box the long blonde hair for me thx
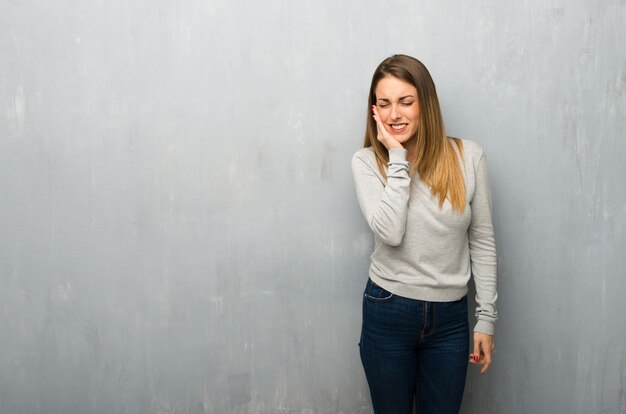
[363,54,466,213]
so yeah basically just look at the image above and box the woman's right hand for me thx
[372,105,403,151]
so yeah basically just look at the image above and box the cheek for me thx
[409,116,419,132]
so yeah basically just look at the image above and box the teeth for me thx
[391,124,407,130]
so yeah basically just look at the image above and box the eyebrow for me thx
[377,95,415,102]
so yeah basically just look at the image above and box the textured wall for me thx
[1,0,625,413]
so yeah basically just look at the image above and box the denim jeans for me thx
[358,277,469,414]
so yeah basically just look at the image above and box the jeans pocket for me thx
[363,278,394,301]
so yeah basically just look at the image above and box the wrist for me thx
[388,147,408,163]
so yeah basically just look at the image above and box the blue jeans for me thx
[358,277,469,414]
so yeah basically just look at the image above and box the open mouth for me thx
[389,123,408,133]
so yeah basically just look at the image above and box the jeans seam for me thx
[423,303,437,338]
[363,292,394,301]
[418,302,427,344]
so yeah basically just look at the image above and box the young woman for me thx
[351,54,498,414]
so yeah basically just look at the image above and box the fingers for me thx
[480,360,491,374]
[479,349,491,374]
[372,106,388,148]
[470,340,481,365]
[481,339,493,374]
[371,106,386,140]
[470,333,495,375]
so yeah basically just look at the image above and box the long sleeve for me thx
[468,150,498,335]
[351,148,411,246]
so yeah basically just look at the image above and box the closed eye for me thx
[377,102,414,108]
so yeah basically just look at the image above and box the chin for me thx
[400,133,418,145]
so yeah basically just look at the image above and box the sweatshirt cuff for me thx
[388,148,408,164]
[473,320,495,336]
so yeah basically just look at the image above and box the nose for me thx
[391,105,402,120]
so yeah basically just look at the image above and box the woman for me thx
[351,54,498,414]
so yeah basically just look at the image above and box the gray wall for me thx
[1,1,625,413]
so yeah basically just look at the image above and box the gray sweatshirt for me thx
[351,139,498,335]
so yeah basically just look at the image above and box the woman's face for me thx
[374,76,420,145]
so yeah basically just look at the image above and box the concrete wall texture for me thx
[1,0,625,413]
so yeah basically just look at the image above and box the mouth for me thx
[388,123,408,133]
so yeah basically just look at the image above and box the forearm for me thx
[352,148,411,246]
[469,151,498,335]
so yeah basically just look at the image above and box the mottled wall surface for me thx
[1,1,625,413]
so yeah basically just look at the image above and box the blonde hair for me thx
[363,54,466,213]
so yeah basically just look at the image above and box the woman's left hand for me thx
[469,332,494,374]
